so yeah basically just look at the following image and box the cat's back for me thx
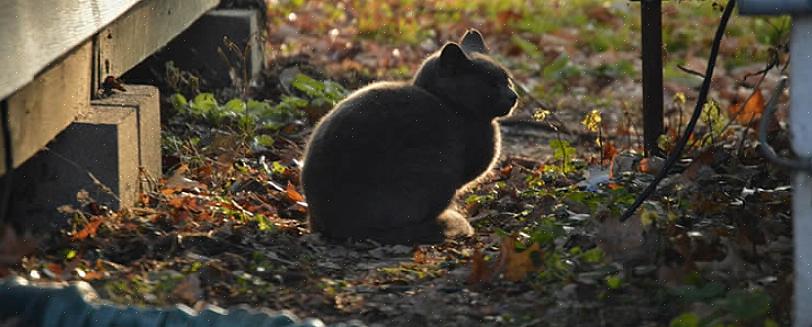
[321,81,444,124]
[307,81,456,150]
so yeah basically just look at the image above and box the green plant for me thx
[547,139,577,174]
[170,73,348,146]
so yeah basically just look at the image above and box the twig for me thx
[758,77,812,172]
[677,64,706,79]
[512,79,571,135]
[621,0,736,222]
[44,147,121,202]
[0,100,12,225]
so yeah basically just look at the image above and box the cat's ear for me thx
[460,29,488,54]
[439,42,470,76]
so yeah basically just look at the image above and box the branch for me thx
[620,0,737,222]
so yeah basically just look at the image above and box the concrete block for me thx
[5,107,139,230]
[123,9,264,91]
[91,84,162,185]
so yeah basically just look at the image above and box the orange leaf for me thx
[500,238,544,282]
[160,188,177,196]
[168,196,184,209]
[46,263,63,276]
[413,247,428,265]
[82,270,106,281]
[728,88,765,124]
[73,218,103,240]
[286,181,305,202]
[602,142,618,162]
[500,164,514,177]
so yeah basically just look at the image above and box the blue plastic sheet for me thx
[0,277,364,327]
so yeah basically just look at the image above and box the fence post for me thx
[640,0,664,155]
[790,15,812,327]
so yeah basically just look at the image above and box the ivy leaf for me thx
[169,93,188,111]
[224,98,246,114]
[190,93,218,115]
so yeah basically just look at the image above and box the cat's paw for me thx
[438,209,474,238]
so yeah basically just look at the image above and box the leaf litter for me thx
[0,1,796,326]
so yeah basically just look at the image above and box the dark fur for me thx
[301,30,518,244]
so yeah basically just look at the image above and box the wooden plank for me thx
[97,0,220,84]
[0,42,93,174]
[0,0,142,100]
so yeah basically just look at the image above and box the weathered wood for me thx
[0,0,142,100]
[97,0,220,87]
[0,42,93,173]
[0,0,217,175]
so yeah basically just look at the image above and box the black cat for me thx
[301,29,518,244]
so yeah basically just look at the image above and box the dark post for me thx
[640,0,664,155]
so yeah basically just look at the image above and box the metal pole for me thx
[790,15,812,327]
[641,0,664,155]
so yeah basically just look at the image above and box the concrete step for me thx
[5,85,161,231]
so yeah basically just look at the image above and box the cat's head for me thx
[413,29,518,119]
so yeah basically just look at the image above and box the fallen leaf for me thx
[72,217,103,240]
[0,227,37,277]
[595,214,646,263]
[165,164,205,190]
[728,87,765,124]
[602,142,617,163]
[413,247,428,264]
[500,238,544,282]
[680,147,716,181]
[500,164,513,177]
[81,270,106,281]
[172,273,203,303]
[286,181,305,202]
[466,248,492,284]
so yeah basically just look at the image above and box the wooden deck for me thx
[0,0,219,173]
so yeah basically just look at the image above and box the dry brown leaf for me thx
[82,270,106,281]
[413,247,428,264]
[602,142,618,163]
[500,238,544,282]
[595,214,646,262]
[0,226,37,277]
[286,181,305,202]
[728,87,765,124]
[680,147,716,181]
[172,273,203,303]
[165,164,205,190]
[72,217,103,240]
[466,248,492,284]
[168,196,184,209]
